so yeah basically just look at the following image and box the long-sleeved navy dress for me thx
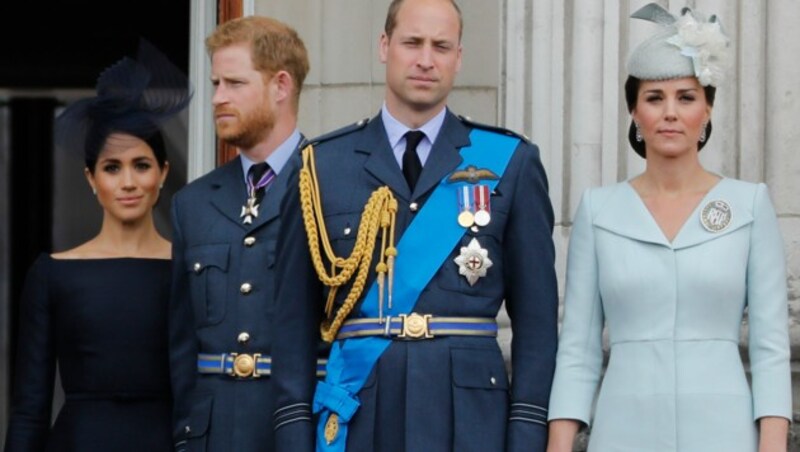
[5,254,173,452]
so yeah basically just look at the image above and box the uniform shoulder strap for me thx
[306,117,371,148]
[457,115,531,145]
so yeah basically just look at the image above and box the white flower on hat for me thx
[666,12,730,86]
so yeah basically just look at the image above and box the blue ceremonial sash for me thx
[313,129,519,451]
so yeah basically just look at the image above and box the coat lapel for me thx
[359,115,412,200]
[412,111,468,198]
[671,178,754,250]
[209,156,249,230]
[247,151,300,230]
[359,111,469,201]
[593,179,754,250]
[594,182,670,247]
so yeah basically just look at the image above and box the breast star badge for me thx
[454,237,493,286]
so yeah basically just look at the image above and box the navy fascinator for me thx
[55,39,192,169]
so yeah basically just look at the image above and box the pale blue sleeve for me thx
[547,189,605,425]
[747,183,792,421]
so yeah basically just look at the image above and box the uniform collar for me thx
[239,128,301,184]
[380,103,447,150]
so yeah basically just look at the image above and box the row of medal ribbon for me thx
[457,184,491,228]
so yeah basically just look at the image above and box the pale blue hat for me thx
[627,3,730,87]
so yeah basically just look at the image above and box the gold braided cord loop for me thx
[299,145,398,342]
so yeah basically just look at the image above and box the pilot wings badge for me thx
[448,165,499,184]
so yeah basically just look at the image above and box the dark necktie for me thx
[402,130,425,191]
[247,162,274,207]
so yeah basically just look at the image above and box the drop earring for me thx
[92,187,97,195]
[699,121,708,143]
[635,123,643,142]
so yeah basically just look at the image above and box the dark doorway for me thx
[0,2,190,88]
[0,1,191,442]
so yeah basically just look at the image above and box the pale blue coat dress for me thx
[548,178,792,452]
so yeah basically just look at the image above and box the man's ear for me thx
[379,32,390,64]
[270,70,294,103]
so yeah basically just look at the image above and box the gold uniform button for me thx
[244,236,256,246]
[409,202,419,212]
[193,262,202,273]
[240,283,253,294]
[237,332,250,344]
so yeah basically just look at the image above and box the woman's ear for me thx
[84,167,97,195]
[159,161,170,189]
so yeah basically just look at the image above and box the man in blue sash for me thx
[272,0,558,450]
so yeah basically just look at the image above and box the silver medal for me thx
[700,199,731,233]
[241,197,260,225]
[474,210,491,227]
[454,238,493,286]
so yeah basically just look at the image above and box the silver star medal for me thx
[241,196,260,225]
[454,238,493,286]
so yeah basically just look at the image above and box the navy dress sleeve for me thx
[5,254,57,452]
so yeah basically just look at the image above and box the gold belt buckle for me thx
[398,313,433,339]
[230,353,261,378]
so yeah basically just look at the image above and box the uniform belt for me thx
[336,313,497,340]
[197,353,328,379]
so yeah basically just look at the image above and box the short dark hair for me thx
[624,75,716,158]
[384,0,463,41]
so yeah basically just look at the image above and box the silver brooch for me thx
[454,238,493,286]
[700,199,732,233]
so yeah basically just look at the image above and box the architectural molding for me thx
[188,0,218,181]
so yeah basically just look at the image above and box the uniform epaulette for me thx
[457,115,531,144]
[307,117,371,147]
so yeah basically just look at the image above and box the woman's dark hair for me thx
[624,75,716,158]
[84,126,167,174]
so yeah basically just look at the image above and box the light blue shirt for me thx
[381,104,447,169]
[239,129,301,185]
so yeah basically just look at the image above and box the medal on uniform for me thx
[241,166,276,224]
[473,185,491,227]
[454,237,493,286]
[241,198,259,225]
[456,185,475,228]
[700,199,732,233]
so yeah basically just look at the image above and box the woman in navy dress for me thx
[4,41,190,452]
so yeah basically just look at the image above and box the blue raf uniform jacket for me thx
[272,110,559,452]
[169,151,317,451]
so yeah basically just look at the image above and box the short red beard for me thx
[215,102,274,150]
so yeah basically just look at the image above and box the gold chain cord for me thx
[299,144,398,342]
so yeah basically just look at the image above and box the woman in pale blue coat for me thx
[546,4,792,452]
